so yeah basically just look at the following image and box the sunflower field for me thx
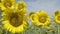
[0,0,60,34]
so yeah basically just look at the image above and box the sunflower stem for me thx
[6,30,7,34]
[58,25,60,34]
[22,32,23,34]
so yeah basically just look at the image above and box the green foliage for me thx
[0,23,60,34]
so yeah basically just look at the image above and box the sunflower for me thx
[16,1,26,13]
[54,10,60,24]
[1,0,15,10]
[2,9,28,33]
[34,10,50,27]
[29,12,35,23]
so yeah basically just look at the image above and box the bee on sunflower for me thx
[29,10,50,28]
[54,10,60,24]
[1,0,15,10]
[16,1,26,14]
[2,9,28,33]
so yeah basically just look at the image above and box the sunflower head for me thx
[16,1,26,12]
[2,9,28,33]
[34,10,50,26]
[54,10,60,24]
[29,12,35,22]
[1,0,15,10]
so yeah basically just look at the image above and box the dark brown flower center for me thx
[39,16,47,23]
[9,13,23,27]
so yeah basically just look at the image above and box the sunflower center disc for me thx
[39,16,46,23]
[9,13,23,27]
[57,16,60,21]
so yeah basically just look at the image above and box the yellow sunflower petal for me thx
[16,1,26,13]
[2,9,28,33]
[54,14,60,24]
[42,23,51,29]
[29,12,35,22]
[1,0,15,10]
[54,10,60,24]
